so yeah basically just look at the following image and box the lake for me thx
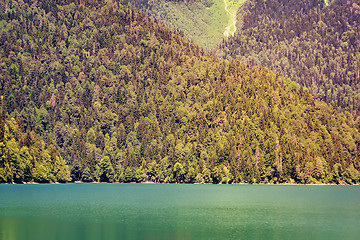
[0,184,359,240]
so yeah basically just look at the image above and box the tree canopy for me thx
[216,0,360,116]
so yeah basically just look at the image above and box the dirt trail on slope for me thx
[223,0,237,37]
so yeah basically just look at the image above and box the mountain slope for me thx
[0,0,359,184]
[239,0,326,29]
[216,0,360,116]
[131,0,246,49]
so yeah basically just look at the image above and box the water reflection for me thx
[1,184,360,240]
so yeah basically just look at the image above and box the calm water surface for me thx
[0,184,359,240]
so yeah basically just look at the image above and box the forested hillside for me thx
[216,0,360,116]
[0,98,70,183]
[1,0,360,184]
[239,0,326,29]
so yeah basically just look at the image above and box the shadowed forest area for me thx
[217,0,360,116]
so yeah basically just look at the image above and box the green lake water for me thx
[0,184,359,240]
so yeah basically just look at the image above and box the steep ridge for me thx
[0,0,359,184]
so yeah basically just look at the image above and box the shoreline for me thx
[1,181,358,186]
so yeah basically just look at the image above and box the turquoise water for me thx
[0,184,359,240]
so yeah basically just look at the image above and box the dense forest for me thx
[239,0,326,29]
[1,0,360,184]
[217,0,360,116]
[0,97,70,183]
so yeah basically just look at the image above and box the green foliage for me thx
[82,167,93,182]
[0,118,70,183]
[0,0,359,185]
[95,156,115,183]
[217,0,360,115]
